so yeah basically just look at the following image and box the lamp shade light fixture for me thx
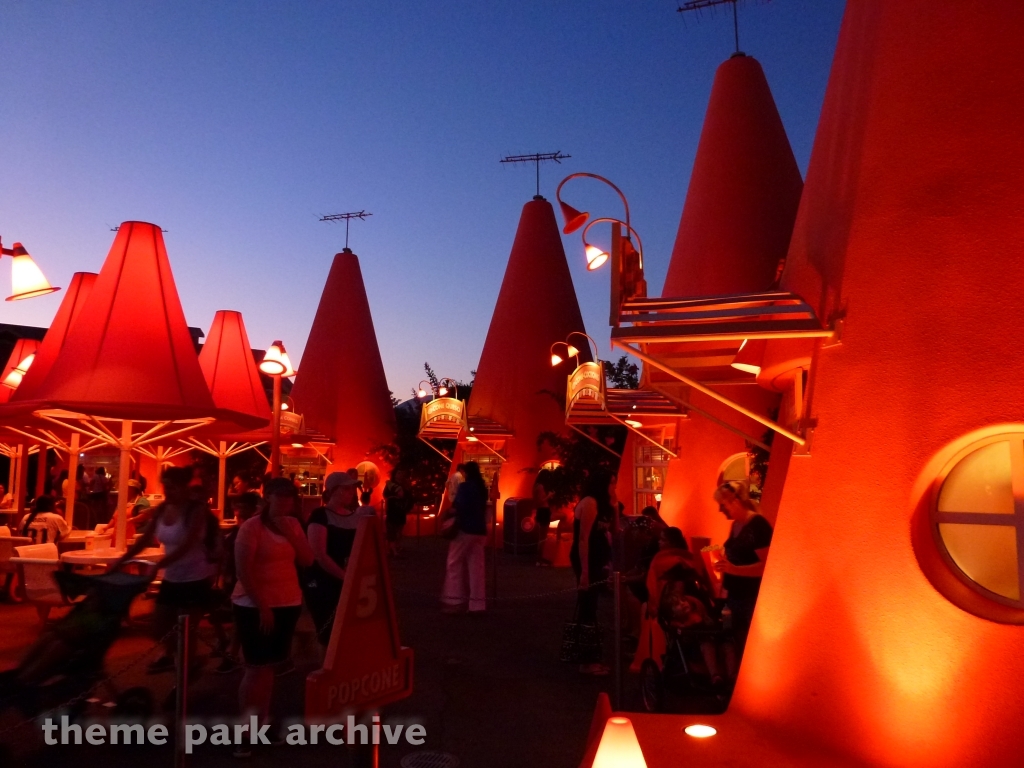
[2,351,35,389]
[592,717,648,768]
[438,386,448,397]
[731,338,766,376]
[559,200,589,234]
[550,352,564,367]
[6,245,60,301]
[259,340,294,377]
[585,244,610,271]
[566,344,580,358]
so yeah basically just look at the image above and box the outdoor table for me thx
[61,546,164,571]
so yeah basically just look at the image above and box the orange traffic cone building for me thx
[727,3,1024,766]
[637,53,802,542]
[290,249,396,475]
[462,197,590,506]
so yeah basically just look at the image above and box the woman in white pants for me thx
[441,462,489,614]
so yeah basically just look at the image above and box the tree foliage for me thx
[602,355,640,389]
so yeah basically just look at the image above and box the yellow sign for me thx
[566,361,605,415]
[418,396,467,438]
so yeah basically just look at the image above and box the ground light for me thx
[684,724,718,738]
[592,716,648,768]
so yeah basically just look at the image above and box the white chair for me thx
[0,531,32,600]
[10,542,65,624]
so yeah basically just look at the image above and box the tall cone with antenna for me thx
[291,250,396,474]
[465,197,590,504]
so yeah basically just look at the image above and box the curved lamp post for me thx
[557,173,648,315]
[259,340,295,478]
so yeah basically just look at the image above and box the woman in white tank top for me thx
[118,467,222,674]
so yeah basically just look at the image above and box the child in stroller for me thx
[639,558,736,712]
[0,566,156,719]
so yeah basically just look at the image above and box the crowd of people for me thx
[109,465,388,758]
[554,467,773,686]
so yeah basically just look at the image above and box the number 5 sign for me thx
[306,515,414,719]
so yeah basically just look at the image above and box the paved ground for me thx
[0,536,713,768]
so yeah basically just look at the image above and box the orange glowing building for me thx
[586,2,1024,766]
[290,248,397,481]
[611,52,802,544]
[459,196,590,506]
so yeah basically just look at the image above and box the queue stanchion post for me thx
[175,614,190,768]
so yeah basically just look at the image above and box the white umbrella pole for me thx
[217,441,227,520]
[115,420,132,551]
[65,433,80,526]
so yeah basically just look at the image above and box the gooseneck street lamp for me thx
[259,340,295,478]
[557,173,648,316]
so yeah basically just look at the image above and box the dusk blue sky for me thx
[0,1,844,400]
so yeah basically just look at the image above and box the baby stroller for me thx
[638,562,732,713]
[0,566,156,720]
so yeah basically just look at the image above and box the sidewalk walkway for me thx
[0,537,618,767]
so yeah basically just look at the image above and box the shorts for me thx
[156,578,214,611]
[233,604,302,666]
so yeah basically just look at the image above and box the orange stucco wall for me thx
[726,3,1024,766]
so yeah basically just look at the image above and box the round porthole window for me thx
[932,434,1024,608]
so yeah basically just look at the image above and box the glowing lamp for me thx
[586,244,610,271]
[559,200,589,234]
[592,717,648,768]
[438,386,448,396]
[566,344,580,358]
[7,245,60,301]
[260,340,294,376]
[624,418,643,428]
[551,353,564,367]
[684,724,717,738]
[3,351,35,389]
[731,338,766,375]
[417,388,428,398]
[280,402,289,411]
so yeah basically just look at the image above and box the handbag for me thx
[560,598,603,664]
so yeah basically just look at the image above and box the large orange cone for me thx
[466,197,589,501]
[198,310,271,426]
[662,54,803,298]
[291,249,396,473]
[7,224,224,422]
[726,3,1024,767]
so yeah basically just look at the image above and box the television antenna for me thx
[109,224,167,232]
[319,210,372,251]
[678,0,768,56]
[500,151,571,198]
